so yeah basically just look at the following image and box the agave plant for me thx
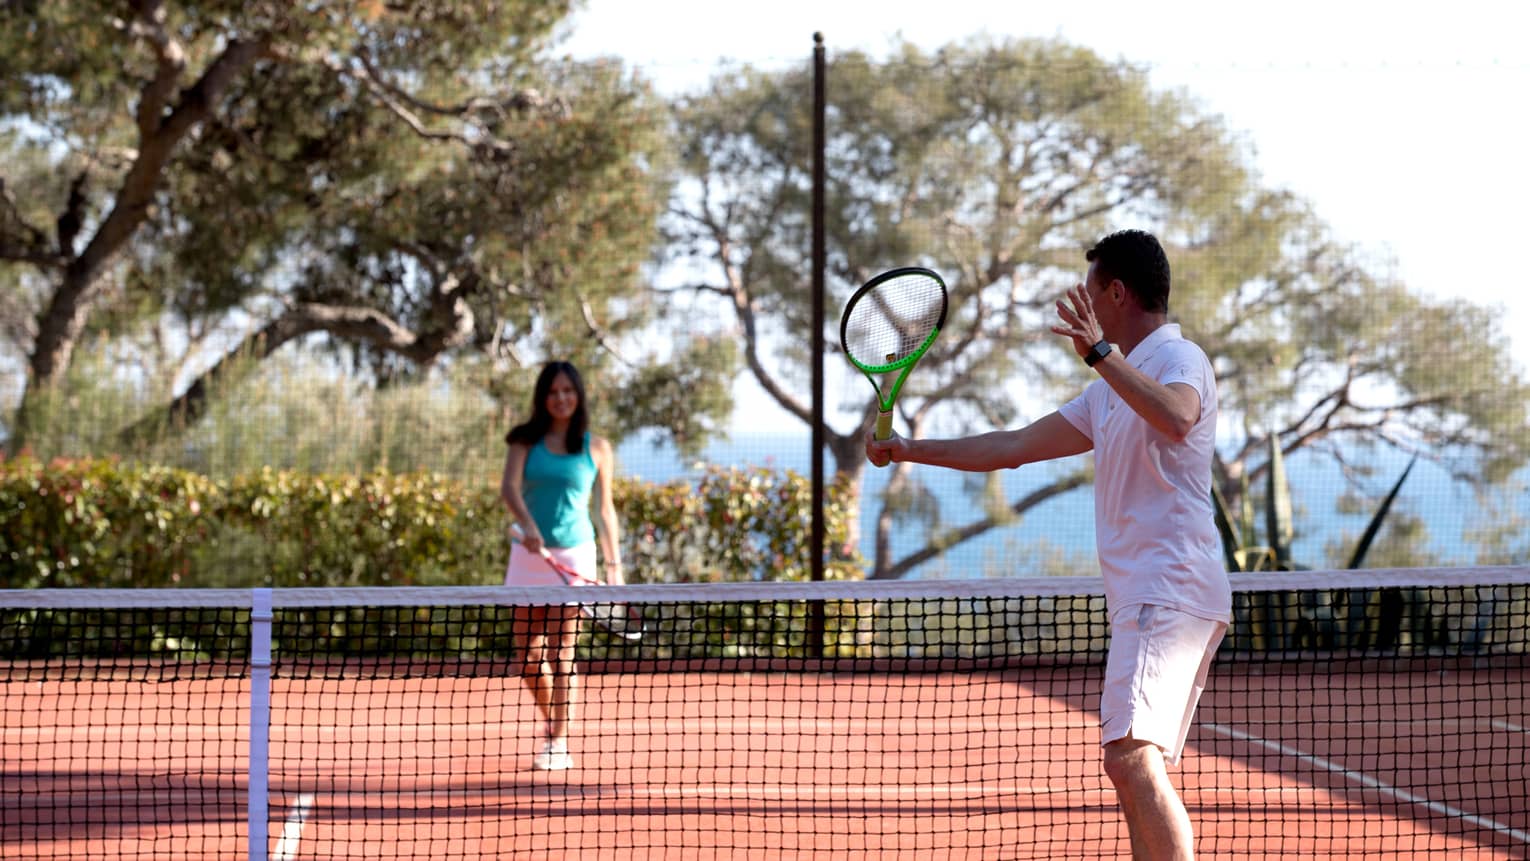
[1213,435,1417,650]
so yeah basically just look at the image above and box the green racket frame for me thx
[839,266,948,445]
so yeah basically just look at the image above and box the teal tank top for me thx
[522,432,598,548]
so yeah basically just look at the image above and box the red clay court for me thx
[2,570,1527,859]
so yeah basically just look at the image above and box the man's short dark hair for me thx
[1085,230,1170,313]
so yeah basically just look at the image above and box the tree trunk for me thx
[118,292,475,448]
[9,33,270,454]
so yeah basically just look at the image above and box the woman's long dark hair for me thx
[505,361,588,453]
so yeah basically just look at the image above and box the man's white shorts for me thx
[1100,603,1227,764]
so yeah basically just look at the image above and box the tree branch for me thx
[874,471,1091,579]
[688,196,815,426]
[354,46,565,121]
[27,31,273,389]
[577,294,634,367]
[55,171,88,258]
[330,47,565,159]
[119,281,475,447]
[337,53,509,154]
[0,179,62,267]
[127,0,186,138]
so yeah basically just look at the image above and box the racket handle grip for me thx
[870,411,893,468]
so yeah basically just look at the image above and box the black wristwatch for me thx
[1084,339,1113,368]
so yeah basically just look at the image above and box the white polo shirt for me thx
[1057,323,1232,623]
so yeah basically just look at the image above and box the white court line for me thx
[1491,719,1528,735]
[271,793,314,861]
[1205,723,1530,846]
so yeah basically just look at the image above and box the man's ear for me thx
[1109,279,1126,305]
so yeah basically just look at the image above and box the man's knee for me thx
[1102,736,1161,790]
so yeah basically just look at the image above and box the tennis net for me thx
[2,565,1527,860]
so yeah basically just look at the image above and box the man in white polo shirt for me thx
[865,229,1231,861]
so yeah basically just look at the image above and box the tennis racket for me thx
[840,267,948,466]
[507,524,645,641]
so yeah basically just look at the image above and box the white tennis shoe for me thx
[532,739,574,771]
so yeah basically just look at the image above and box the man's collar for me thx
[1125,322,1181,363]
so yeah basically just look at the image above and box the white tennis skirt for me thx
[1099,603,1227,764]
[504,541,598,587]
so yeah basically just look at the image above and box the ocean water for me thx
[618,430,1527,579]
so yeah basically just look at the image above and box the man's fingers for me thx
[1055,298,1082,326]
[865,431,898,468]
[1068,285,1093,318]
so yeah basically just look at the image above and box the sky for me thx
[558,0,1530,386]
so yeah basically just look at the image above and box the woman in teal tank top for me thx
[499,361,624,771]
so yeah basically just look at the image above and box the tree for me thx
[666,36,1530,578]
[1,1,732,458]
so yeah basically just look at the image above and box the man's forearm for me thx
[901,430,1027,472]
[1092,352,1198,440]
[896,413,1091,471]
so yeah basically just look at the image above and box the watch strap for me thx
[1084,340,1112,367]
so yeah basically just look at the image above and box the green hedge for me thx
[0,456,862,589]
[0,457,223,588]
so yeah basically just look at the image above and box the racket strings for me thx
[844,274,945,366]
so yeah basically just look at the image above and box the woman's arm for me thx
[499,442,543,553]
[589,435,624,585]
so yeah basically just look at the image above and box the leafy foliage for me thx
[1,0,722,458]
[617,468,863,584]
[1212,435,1428,651]
[0,456,863,589]
[5,19,1526,585]
[668,36,1530,578]
[1213,435,1419,573]
[0,455,222,588]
